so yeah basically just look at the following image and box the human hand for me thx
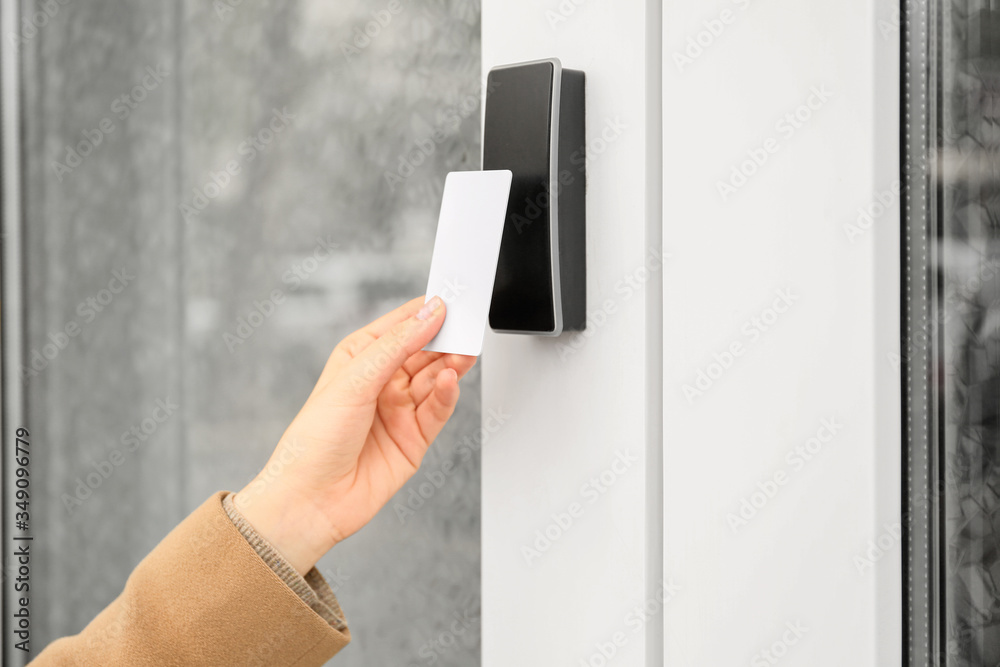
[235,296,476,573]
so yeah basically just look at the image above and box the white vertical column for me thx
[481,1,661,665]
[661,0,901,665]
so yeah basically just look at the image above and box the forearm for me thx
[30,492,349,666]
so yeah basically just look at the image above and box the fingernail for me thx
[417,296,443,321]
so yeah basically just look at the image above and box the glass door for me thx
[903,0,1000,663]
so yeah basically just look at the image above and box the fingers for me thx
[415,368,461,445]
[404,350,476,381]
[402,350,446,377]
[409,354,478,405]
[312,297,427,392]
[444,354,478,379]
[337,297,426,357]
[360,296,426,338]
[334,297,446,403]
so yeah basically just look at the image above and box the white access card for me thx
[423,170,513,356]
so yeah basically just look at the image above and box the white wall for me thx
[481,1,660,665]
[661,0,901,665]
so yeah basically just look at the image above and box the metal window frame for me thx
[901,0,946,663]
[1,0,29,664]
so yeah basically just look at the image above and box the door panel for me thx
[661,0,902,664]
[481,1,661,665]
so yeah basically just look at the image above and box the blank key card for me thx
[423,170,513,356]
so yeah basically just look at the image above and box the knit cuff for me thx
[222,492,347,632]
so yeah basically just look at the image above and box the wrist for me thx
[234,479,340,574]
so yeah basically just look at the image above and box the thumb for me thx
[337,296,446,401]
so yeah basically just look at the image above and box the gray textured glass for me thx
[940,1,1000,663]
[905,0,1000,664]
[9,2,483,665]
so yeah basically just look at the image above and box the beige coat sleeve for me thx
[30,492,350,666]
